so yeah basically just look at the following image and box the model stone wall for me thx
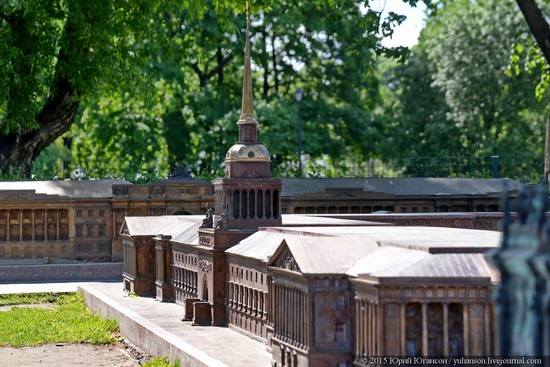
[0,179,212,265]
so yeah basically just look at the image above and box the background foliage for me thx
[1,0,549,182]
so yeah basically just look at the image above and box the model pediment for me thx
[273,245,301,273]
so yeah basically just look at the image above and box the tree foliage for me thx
[378,0,548,166]
[0,0,186,175]
[60,0,419,180]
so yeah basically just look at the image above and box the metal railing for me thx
[277,155,544,182]
[3,155,543,183]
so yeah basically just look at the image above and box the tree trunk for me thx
[545,113,550,183]
[0,77,79,177]
[271,37,279,94]
[515,0,550,65]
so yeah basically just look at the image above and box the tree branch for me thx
[189,62,206,87]
[0,12,14,25]
[516,0,550,65]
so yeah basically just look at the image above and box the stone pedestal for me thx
[211,304,226,327]
[183,298,201,321]
[193,302,212,326]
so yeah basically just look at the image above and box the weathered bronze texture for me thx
[488,185,550,357]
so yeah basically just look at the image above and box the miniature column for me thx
[262,190,266,218]
[31,209,35,241]
[484,303,492,355]
[463,304,470,356]
[112,211,116,239]
[253,189,258,219]
[421,303,428,357]
[355,298,361,356]
[6,210,10,242]
[44,209,48,241]
[443,303,449,356]
[400,303,407,355]
[56,209,60,241]
[18,209,23,241]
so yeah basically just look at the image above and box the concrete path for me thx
[0,281,272,367]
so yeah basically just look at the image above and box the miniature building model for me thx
[281,177,518,214]
[0,176,517,268]
[0,4,519,363]
[119,7,504,364]
[0,179,212,265]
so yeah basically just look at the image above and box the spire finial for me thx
[240,0,256,118]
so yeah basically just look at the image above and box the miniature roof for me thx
[267,225,501,253]
[0,179,130,198]
[226,231,289,262]
[280,214,387,227]
[121,215,202,236]
[281,177,520,197]
[268,235,379,275]
[225,143,270,162]
[155,220,201,243]
[347,248,496,283]
[346,246,430,277]
[170,221,202,245]
[142,178,212,186]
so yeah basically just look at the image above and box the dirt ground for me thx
[0,342,146,367]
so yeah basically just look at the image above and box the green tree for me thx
[147,1,397,176]
[513,0,550,180]
[0,0,187,175]
[378,51,456,159]
[380,0,547,164]
[1,0,428,178]
[68,94,170,180]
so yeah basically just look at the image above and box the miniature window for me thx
[335,323,346,342]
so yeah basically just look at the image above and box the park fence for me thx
[280,155,544,182]
[21,154,545,183]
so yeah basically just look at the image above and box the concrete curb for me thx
[78,284,228,367]
[0,263,123,283]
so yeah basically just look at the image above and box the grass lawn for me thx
[0,292,117,346]
[0,292,180,367]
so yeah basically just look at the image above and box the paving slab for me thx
[79,282,272,367]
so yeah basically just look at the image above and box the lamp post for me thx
[295,88,303,177]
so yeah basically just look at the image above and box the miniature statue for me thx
[487,185,550,356]
[215,203,229,229]
[200,203,214,228]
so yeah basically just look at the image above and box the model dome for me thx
[225,143,271,162]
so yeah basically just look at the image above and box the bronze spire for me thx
[237,0,259,144]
